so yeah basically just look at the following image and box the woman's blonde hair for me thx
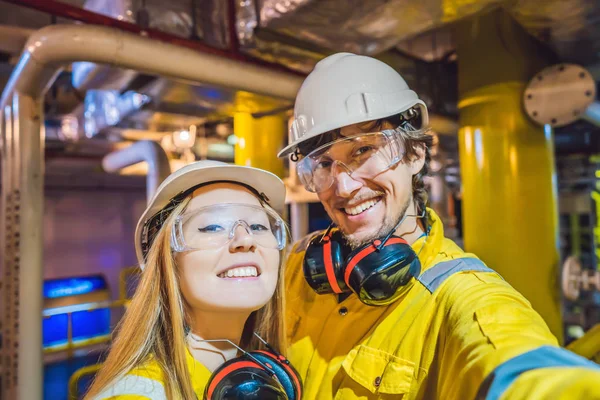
[86,195,287,400]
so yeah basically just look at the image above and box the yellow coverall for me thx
[285,209,600,399]
[90,350,211,399]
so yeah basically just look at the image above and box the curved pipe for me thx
[1,24,304,110]
[102,140,171,202]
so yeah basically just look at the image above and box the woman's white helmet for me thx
[134,160,286,268]
[278,52,429,158]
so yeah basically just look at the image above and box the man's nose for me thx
[333,163,362,198]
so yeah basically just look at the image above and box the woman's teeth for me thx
[218,266,259,278]
[344,199,379,216]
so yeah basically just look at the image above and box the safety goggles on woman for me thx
[296,126,426,193]
[171,203,287,252]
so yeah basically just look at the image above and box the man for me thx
[278,53,600,399]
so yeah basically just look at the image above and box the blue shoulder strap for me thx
[417,257,496,293]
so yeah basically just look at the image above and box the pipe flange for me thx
[562,256,583,301]
[524,64,596,128]
[562,255,600,301]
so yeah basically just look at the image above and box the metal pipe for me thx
[1,93,45,400]
[582,101,600,128]
[2,24,304,109]
[102,140,171,202]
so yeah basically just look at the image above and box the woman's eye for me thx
[250,224,269,232]
[198,224,225,233]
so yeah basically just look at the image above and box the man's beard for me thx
[342,197,411,250]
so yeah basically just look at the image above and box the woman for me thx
[85,160,299,399]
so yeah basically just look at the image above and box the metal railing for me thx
[68,364,103,400]
[42,299,128,355]
[53,266,139,398]
[43,266,139,355]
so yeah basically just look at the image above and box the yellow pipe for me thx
[458,83,561,340]
[456,10,562,342]
[234,92,286,178]
[567,323,600,362]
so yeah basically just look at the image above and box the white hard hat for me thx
[278,52,429,158]
[134,160,286,267]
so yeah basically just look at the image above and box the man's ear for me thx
[409,145,426,176]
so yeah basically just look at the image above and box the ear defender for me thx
[344,236,421,305]
[204,350,302,400]
[303,227,422,306]
[303,229,351,295]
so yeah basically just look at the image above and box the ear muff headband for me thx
[323,236,343,294]
[206,360,266,399]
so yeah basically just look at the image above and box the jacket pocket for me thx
[342,345,414,395]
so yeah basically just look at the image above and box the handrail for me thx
[42,300,129,355]
[68,363,103,400]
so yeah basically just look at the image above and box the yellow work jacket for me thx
[91,350,211,399]
[285,209,600,400]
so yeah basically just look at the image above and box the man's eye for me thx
[354,146,374,156]
[315,159,332,170]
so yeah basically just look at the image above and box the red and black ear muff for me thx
[344,236,421,306]
[302,229,351,295]
[204,350,301,400]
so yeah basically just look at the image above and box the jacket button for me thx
[374,376,381,387]
[338,306,348,316]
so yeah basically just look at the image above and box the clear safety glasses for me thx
[297,127,413,193]
[171,203,287,252]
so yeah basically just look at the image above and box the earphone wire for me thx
[377,208,426,250]
[188,333,277,376]
[253,332,290,364]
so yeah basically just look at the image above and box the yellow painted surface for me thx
[458,82,562,342]
[233,92,286,178]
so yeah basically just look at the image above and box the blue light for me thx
[43,276,107,299]
[43,314,68,347]
[72,308,111,341]
[42,308,111,349]
[199,87,223,100]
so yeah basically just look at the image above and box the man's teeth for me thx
[218,266,259,278]
[344,199,379,216]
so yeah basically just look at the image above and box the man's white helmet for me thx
[278,52,429,158]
